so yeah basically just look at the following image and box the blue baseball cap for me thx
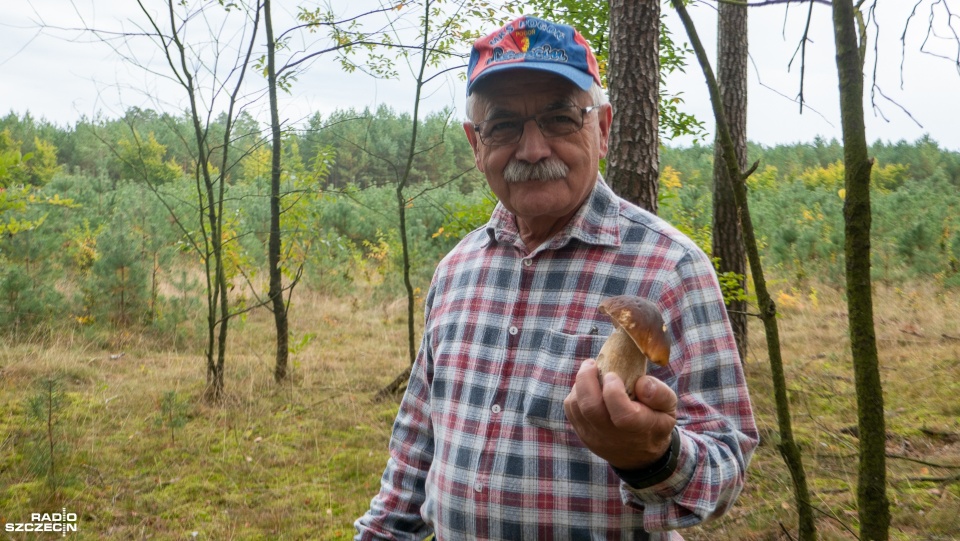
[466,15,602,96]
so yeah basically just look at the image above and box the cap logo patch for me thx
[487,45,568,66]
[512,28,532,52]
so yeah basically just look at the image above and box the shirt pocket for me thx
[523,328,605,432]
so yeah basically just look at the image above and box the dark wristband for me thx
[610,427,681,489]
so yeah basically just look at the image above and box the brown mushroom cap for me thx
[597,295,670,366]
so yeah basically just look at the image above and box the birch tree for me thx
[74,0,264,400]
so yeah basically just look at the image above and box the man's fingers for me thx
[573,359,608,418]
[601,373,642,428]
[563,391,586,429]
[563,379,581,421]
[632,375,678,417]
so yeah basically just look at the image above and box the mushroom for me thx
[595,295,670,399]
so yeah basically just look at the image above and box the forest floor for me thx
[1,281,959,540]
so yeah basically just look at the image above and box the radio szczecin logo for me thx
[4,508,78,536]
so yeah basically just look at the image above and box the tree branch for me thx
[786,0,817,114]
[715,0,830,5]
[279,41,456,76]
[907,473,960,483]
[887,453,960,470]
[277,5,402,42]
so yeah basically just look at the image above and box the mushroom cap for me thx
[597,295,670,366]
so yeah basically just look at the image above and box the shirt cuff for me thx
[610,427,681,489]
[620,427,698,507]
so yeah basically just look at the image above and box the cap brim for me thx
[467,62,595,95]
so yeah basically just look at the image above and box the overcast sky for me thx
[3,0,959,151]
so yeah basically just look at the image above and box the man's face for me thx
[463,71,611,228]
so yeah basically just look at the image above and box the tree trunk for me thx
[202,158,230,401]
[264,0,291,383]
[46,383,56,482]
[119,1,261,402]
[671,2,816,539]
[712,0,749,361]
[831,1,890,539]
[395,1,432,371]
[207,353,225,400]
[200,120,223,402]
[376,0,431,401]
[607,0,660,213]
[151,251,159,322]
[398,188,416,367]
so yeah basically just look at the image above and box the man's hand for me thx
[563,358,678,471]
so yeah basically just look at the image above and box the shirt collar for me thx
[484,175,622,253]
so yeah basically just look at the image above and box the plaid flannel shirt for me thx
[356,179,758,540]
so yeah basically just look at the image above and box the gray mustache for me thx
[503,159,569,183]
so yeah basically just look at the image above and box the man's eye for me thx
[486,120,520,134]
[543,113,577,125]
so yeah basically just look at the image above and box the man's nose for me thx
[514,118,552,163]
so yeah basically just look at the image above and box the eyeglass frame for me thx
[471,104,603,147]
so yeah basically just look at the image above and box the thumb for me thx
[633,376,677,416]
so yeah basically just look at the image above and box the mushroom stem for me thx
[596,327,649,399]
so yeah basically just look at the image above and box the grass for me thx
[1,282,959,540]
[690,280,960,541]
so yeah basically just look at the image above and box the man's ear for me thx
[597,103,612,159]
[463,122,485,172]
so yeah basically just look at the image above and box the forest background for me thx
[3,108,960,327]
[1,0,960,540]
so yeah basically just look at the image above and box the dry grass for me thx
[688,280,960,541]
[1,282,958,540]
[0,289,411,540]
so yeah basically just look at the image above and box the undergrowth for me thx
[0,283,958,540]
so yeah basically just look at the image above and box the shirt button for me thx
[508,326,518,336]
[491,404,501,414]
[523,259,533,267]
[474,483,483,492]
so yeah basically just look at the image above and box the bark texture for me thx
[831,1,890,539]
[607,0,660,213]
[264,0,291,383]
[712,0,749,361]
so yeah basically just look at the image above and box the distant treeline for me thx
[659,137,960,284]
[1,108,959,340]
[0,107,483,191]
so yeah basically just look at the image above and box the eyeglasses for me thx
[473,105,601,147]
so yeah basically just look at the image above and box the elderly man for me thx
[356,15,758,540]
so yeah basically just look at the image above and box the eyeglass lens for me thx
[478,106,590,146]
